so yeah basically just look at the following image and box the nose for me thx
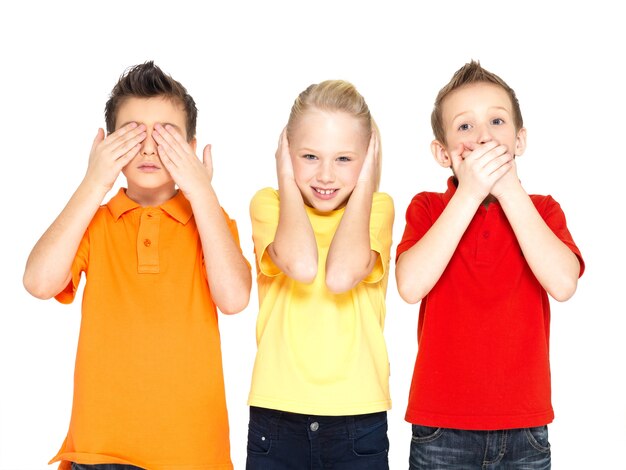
[316,160,335,183]
[141,130,158,156]
[477,124,493,144]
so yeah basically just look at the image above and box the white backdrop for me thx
[1,1,623,469]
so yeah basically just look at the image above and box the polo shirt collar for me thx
[107,188,193,224]
[442,176,458,205]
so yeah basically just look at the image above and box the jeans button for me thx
[310,421,319,432]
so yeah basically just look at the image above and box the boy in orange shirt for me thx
[23,61,251,470]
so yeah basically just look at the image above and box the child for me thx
[246,80,394,469]
[23,62,251,470]
[395,61,585,469]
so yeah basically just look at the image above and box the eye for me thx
[491,118,505,125]
[458,123,471,131]
[302,154,317,160]
[337,156,352,162]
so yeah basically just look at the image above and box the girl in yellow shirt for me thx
[247,80,394,469]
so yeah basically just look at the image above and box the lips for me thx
[138,163,160,172]
[312,187,338,200]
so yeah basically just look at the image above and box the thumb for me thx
[203,144,213,167]
[91,128,105,151]
[449,143,465,168]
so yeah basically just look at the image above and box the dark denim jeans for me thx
[409,425,551,469]
[71,464,144,470]
[246,406,389,469]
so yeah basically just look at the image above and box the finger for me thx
[108,124,146,155]
[466,140,499,161]
[115,142,141,169]
[112,130,146,161]
[152,130,179,166]
[90,128,105,153]
[449,143,465,169]
[154,123,188,157]
[203,144,213,168]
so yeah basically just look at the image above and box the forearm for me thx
[396,192,479,304]
[23,178,107,299]
[269,177,318,283]
[190,187,252,314]
[325,184,375,293]
[499,187,580,301]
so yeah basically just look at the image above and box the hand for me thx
[491,156,521,200]
[357,130,379,192]
[452,140,512,203]
[276,127,295,181]
[152,124,212,200]
[85,123,146,191]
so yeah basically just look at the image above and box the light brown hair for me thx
[431,60,523,145]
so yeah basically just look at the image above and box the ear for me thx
[431,139,452,168]
[514,127,527,157]
[190,137,197,153]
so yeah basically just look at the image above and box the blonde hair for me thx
[286,80,382,190]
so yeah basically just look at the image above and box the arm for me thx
[396,141,512,304]
[153,124,251,314]
[492,161,580,301]
[267,129,318,283]
[325,132,378,293]
[23,124,146,299]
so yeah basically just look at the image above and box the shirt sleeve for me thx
[363,192,394,284]
[220,207,252,270]
[250,188,282,277]
[54,229,89,304]
[395,192,440,262]
[533,195,585,277]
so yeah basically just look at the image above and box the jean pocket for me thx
[411,424,444,443]
[524,426,550,453]
[247,410,274,456]
[352,416,389,457]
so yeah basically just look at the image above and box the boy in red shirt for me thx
[395,61,584,468]
[23,62,251,470]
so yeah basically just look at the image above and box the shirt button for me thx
[144,239,152,247]
[310,421,319,432]
[482,231,490,239]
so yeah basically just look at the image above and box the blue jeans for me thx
[246,406,389,469]
[71,464,144,470]
[409,425,551,469]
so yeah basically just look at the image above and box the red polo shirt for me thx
[396,177,584,430]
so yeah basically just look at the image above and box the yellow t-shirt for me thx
[248,188,394,416]
[50,188,238,470]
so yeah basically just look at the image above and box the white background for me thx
[1,1,623,469]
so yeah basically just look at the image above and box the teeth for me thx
[315,188,335,195]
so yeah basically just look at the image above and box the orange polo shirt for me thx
[50,188,238,470]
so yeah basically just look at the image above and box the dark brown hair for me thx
[431,60,523,145]
[104,61,197,141]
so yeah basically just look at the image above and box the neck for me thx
[125,184,177,207]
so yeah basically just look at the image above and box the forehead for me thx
[115,96,187,134]
[442,82,513,122]
[290,108,369,150]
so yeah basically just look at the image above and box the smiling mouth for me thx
[313,188,337,195]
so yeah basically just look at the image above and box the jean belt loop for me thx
[270,409,282,440]
[346,415,357,439]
